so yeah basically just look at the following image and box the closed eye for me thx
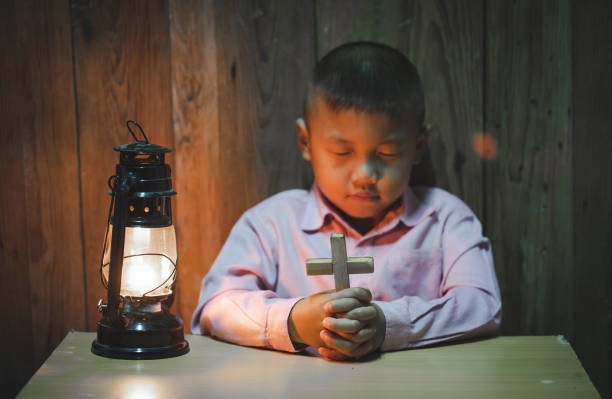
[329,149,352,156]
[378,151,402,157]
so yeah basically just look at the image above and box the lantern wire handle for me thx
[126,120,149,143]
[99,175,117,289]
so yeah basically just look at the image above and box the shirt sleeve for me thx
[190,211,303,353]
[374,206,502,351]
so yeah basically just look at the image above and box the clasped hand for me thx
[288,287,385,361]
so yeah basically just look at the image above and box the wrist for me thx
[370,302,387,351]
[288,298,305,345]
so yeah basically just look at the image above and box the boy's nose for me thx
[351,159,381,187]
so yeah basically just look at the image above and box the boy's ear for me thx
[296,118,311,161]
[413,124,429,165]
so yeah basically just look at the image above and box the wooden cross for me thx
[306,233,374,291]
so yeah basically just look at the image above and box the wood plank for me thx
[17,0,87,363]
[485,0,572,335]
[169,0,220,328]
[71,0,174,330]
[571,1,612,396]
[0,2,35,396]
[170,0,315,329]
[315,0,485,218]
[18,0,86,370]
[0,0,85,396]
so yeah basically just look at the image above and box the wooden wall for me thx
[572,0,612,395]
[1,0,610,397]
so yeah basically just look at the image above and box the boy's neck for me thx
[320,193,403,236]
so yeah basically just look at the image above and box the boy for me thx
[191,42,501,361]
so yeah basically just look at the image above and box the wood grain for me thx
[485,0,572,335]
[0,0,86,396]
[71,0,174,330]
[169,0,220,328]
[315,0,485,218]
[306,257,373,275]
[170,0,315,329]
[330,233,350,290]
[571,1,612,396]
[17,0,86,362]
[0,2,35,396]
[20,332,600,399]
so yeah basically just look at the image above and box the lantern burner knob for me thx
[97,299,108,314]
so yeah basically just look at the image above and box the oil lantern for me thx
[91,121,189,359]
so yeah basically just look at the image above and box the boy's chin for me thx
[342,205,387,220]
[340,197,403,220]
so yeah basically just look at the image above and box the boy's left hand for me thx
[318,299,386,361]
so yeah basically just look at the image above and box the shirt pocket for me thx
[376,248,443,301]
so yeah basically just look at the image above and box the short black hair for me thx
[305,41,424,125]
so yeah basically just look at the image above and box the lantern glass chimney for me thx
[101,225,177,298]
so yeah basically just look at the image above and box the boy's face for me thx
[298,95,427,224]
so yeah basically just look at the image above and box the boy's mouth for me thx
[348,192,381,201]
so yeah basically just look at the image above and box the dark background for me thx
[1,0,610,397]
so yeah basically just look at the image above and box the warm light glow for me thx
[472,132,498,160]
[121,255,171,297]
[110,376,170,399]
[102,225,176,297]
[124,381,157,399]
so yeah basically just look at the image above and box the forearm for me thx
[374,285,501,351]
[197,289,303,352]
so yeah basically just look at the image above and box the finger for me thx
[320,329,366,354]
[320,329,359,352]
[324,298,363,314]
[320,330,373,359]
[348,341,374,359]
[318,347,349,361]
[342,327,376,343]
[342,305,377,321]
[329,287,372,302]
[324,325,376,344]
[322,317,365,333]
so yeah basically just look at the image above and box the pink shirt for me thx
[191,185,501,353]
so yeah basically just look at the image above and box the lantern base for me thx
[91,339,189,360]
[92,305,189,360]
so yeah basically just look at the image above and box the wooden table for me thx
[18,332,598,398]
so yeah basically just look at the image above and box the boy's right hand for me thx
[288,287,372,348]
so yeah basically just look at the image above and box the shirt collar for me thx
[300,184,333,232]
[398,186,438,227]
[301,184,437,232]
